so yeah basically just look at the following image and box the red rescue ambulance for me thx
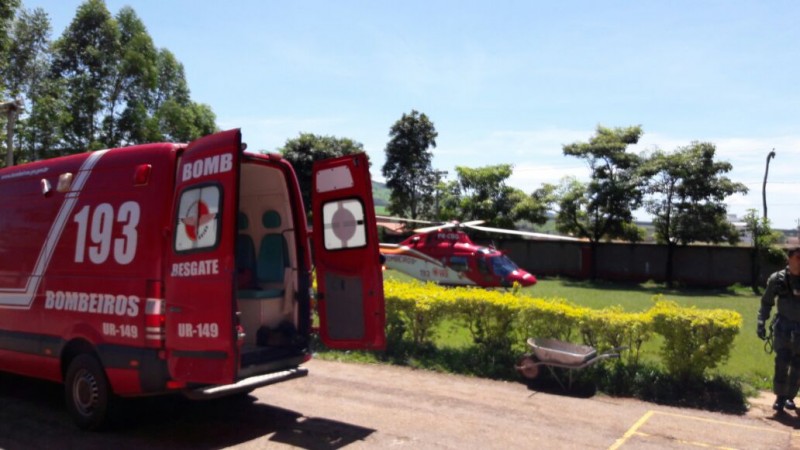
[0,129,385,430]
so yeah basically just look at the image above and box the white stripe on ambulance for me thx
[0,150,108,308]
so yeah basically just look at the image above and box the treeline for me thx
[278,112,780,285]
[0,0,216,165]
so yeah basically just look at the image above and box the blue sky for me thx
[26,1,800,229]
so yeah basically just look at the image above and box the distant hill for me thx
[372,180,390,207]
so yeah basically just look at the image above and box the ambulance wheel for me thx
[65,354,112,431]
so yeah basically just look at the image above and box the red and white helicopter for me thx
[377,216,580,288]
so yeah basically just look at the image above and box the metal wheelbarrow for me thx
[515,337,626,391]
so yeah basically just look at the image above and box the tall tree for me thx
[641,142,748,286]
[557,125,645,279]
[155,100,216,143]
[150,49,215,143]
[106,6,157,146]
[0,0,21,81]
[153,49,190,109]
[50,0,119,152]
[382,110,438,219]
[279,133,365,213]
[0,0,21,167]
[3,6,50,163]
[22,77,67,161]
[23,1,216,156]
[3,6,47,99]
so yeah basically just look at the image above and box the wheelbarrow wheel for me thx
[515,355,540,380]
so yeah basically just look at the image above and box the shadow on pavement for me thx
[0,372,374,449]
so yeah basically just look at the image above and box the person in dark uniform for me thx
[758,246,800,412]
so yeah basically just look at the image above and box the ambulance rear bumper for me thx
[183,367,309,400]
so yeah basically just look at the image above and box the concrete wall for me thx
[488,239,782,287]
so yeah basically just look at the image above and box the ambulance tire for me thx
[65,354,112,431]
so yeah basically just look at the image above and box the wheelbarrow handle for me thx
[600,346,628,357]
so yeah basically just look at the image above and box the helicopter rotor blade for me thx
[375,215,437,225]
[460,220,485,227]
[412,219,485,233]
[413,222,458,233]
[463,223,581,241]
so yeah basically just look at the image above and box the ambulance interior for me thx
[235,162,303,369]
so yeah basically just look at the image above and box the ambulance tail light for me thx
[145,281,165,348]
[134,164,152,186]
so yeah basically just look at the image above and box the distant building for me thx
[727,215,752,245]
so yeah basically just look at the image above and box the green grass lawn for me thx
[383,270,773,390]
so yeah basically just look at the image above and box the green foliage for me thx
[451,164,513,225]
[384,279,740,381]
[384,280,455,347]
[643,143,747,248]
[744,209,785,265]
[554,177,589,235]
[650,298,742,379]
[557,125,644,245]
[153,99,215,142]
[0,0,21,77]
[580,306,653,365]
[556,125,650,281]
[516,296,584,343]
[104,6,157,147]
[439,164,553,228]
[51,0,120,151]
[523,183,558,226]
[319,277,753,411]
[0,0,217,167]
[592,361,747,413]
[450,287,519,348]
[279,133,365,213]
[382,110,438,219]
[3,6,51,163]
[3,6,48,99]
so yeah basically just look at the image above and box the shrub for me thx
[384,280,454,348]
[580,306,653,366]
[649,298,742,379]
[450,288,520,348]
[516,296,586,343]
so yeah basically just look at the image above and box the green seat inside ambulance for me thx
[238,210,287,299]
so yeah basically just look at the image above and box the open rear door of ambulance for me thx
[312,153,385,350]
[165,129,241,384]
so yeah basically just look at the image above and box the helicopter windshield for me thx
[490,255,519,277]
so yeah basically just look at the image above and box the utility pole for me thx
[1,100,22,167]
[762,149,776,220]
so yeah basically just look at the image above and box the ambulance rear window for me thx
[174,184,222,252]
[321,198,367,250]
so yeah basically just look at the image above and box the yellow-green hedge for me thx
[384,280,741,377]
[649,297,742,378]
